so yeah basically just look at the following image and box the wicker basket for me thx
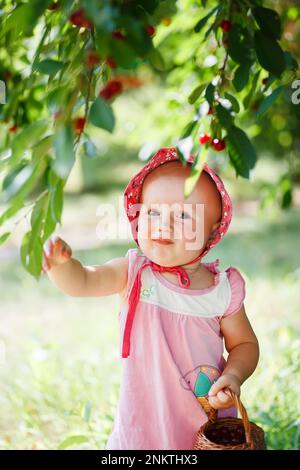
[194,389,267,450]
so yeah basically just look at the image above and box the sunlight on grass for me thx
[0,194,299,449]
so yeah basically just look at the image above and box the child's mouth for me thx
[152,239,174,245]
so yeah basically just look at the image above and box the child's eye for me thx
[177,211,190,219]
[148,209,160,216]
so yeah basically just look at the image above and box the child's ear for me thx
[211,221,221,232]
[207,221,221,242]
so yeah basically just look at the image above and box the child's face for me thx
[137,162,222,267]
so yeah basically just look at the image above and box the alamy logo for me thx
[291,79,300,105]
[0,80,6,104]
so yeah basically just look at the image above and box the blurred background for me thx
[0,0,300,450]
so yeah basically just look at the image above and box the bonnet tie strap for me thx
[121,260,190,358]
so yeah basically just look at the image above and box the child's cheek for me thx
[138,217,151,241]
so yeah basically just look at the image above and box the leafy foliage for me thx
[0,0,299,276]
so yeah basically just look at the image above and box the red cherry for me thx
[85,49,100,68]
[3,71,12,81]
[47,1,60,10]
[251,101,260,112]
[207,106,214,115]
[73,117,86,135]
[211,138,226,151]
[8,124,18,133]
[220,20,232,32]
[112,31,126,41]
[199,133,211,144]
[99,80,123,101]
[262,78,268,85]
[106,56,117,69]
[146,24,156,37]
[69,8,93,29]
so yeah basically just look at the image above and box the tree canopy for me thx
[0,0,299,277]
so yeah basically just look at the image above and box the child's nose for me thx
[159,212,173,232]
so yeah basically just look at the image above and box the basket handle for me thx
[208,388,254,449]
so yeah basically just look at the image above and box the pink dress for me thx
[105,248,246,450]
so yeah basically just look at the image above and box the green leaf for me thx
[227,126,257,178]
[47,87,68,113]
[205,83,215,106]
[82,400,92,422]
[50,180,64,224]
[254,31,286,78]
[118,17,152,56]
[224,93,240,113]
[281,188,292,209]
[284,51,298,71]
[30,194,48,249]
[3,158,46,206]
[257,86,284,118]
[33,59,64,77]
[42,193,57,242]
[21,231,43,279]
[53,124,75,179]
[180,120,197,139]
[257,411,274,426]
[184,149,207,198]
[0,232,10,246]
[194,5,220,33]
[110,41,136,69]
[233,63,251,92]
[10,120,48,165]
[176,147,187,166]
[252,7,281,40]
[215,104,234,129]
[58,435,89,450]
[203,21,216,42]
[228,25,255,64]
[83,140,98,158]
[32,136,53,159]
[151,0,177,21]
[89,97,115,133]
[148,46,166,71]
[3,1,50,37]
[243,72,260,109]
[188,83,206,104]
[0,199,24,227]
[2,162,28,194]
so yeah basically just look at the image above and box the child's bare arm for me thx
[208,304,259,409]
[220,304,259,382]
[43,237,128,297]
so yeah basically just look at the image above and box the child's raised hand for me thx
[42,236,72,273]
[207,373,241,410]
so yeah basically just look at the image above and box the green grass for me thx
[0,196,299,449]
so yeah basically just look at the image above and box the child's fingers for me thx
[43,236,72,266]
[217,390,233,404]
[61,246,71,259]
[42,251,51,272]
[208,393,233,410]
[44,237,66,258]
[52,237,62,254]
[208,395,221,409]
[44,238,55,257]
[208,375,228,396]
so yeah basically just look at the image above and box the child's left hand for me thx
[207,373,241,410]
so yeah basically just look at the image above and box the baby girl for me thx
[43,147,259,450]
